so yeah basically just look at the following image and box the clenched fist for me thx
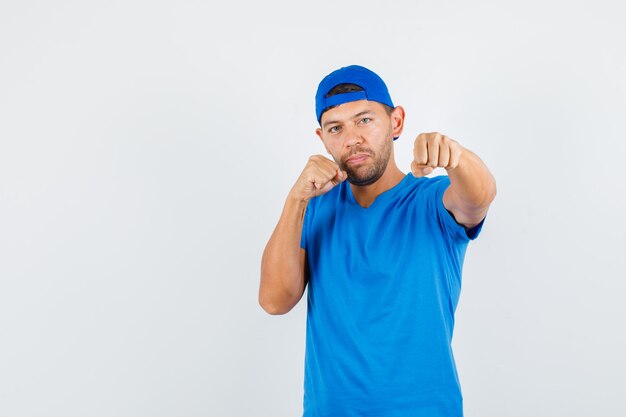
[411,132,464,178]
[290,155,347,202]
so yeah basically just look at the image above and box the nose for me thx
[343,125,361,148]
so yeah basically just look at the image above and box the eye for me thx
[360,117,372,124]
[329,125,341,133]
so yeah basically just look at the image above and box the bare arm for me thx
[411,132,496,228]
[259,155,346,315]
[259,197,309,315]
[443,148,496,228]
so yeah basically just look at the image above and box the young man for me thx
[259,65,496,416]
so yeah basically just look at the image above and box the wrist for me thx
[445,146,467,173]
[286,189,311,207]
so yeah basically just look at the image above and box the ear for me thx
[390,106,405,138]
[315,127,331,154]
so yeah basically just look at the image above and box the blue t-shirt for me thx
[300,174,484,417]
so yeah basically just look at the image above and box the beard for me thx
[337,139,393,186]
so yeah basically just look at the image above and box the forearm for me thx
[259,195,308,315]
[445,148,497,220]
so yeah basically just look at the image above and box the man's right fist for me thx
[290,155,347,202]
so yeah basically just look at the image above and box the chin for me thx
[344,161,388,186]
[347,172,382,186]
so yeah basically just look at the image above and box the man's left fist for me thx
[411,132,464,178]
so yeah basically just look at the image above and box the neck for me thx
[350,161,405,208]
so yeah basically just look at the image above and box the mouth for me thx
[345,153,370,165]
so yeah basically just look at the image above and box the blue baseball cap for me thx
[315,65,395,124]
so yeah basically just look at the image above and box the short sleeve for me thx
[429,176,486,242]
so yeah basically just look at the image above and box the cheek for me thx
[326,141,340,153]
[365,123,390,144]
[321,137,338,153]
[325,145,342,161]
[369,121,388,136]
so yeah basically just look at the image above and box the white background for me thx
[1,1,625,416]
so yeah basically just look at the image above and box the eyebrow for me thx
[322,110,374,129]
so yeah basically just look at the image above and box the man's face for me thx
[316,100,397,186]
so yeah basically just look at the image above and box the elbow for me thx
[260,303,291,316]
[478,176,497,208]
[487,177,497,205]
[258,284,297,315]
[259,261,305,315]
[258,296,293,315]
[483,181,497,207]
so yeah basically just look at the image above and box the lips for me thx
[345,153,370,165]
